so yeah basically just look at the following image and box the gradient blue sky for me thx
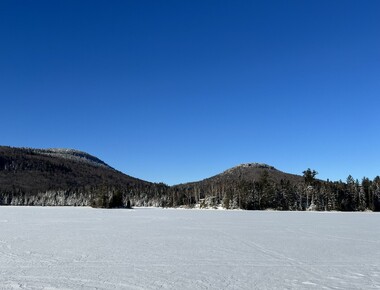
[1,1,379,185]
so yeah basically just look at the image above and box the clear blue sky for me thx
[1,1,379,185]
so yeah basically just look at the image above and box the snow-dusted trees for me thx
[2,146,380,211]
[372,176,380,210]
[302,168,318,209]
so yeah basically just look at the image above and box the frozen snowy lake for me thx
[0,207,379,289]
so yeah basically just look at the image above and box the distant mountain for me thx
[0,146,168,207]
[1,146,379,211]
[201,162,303,184]
[171,163,305,209]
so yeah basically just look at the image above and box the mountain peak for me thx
[222,163,276,175]
[194,162,304,185]
[235,163,275,170]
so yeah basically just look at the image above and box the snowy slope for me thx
[32,148,112,169]
[0,207,379,289]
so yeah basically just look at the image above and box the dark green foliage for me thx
[0,146,169,207]
[303,168,318,186]
[109,191,123,208]
[170,165,380,211]
[91,190,124,208]
[91,192,109,208]
[1,146,379,211]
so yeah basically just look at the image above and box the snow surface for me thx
[0,207,379,289]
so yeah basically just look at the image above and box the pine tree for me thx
[303,169,318,209]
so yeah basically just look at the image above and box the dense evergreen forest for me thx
[1,146,379,211]
[171,168,380,211]
[0,146,168,208]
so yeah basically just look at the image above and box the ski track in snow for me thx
[0,207,379,289]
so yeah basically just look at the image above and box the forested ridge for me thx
[1,146,379,211]
[0,146,168,208]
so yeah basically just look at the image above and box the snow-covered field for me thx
[0,207,379,289]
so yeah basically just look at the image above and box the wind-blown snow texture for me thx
[0,207,379,289]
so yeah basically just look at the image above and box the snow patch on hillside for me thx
[32,148,112,168]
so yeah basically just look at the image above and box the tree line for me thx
[1,146,379,211]
[166,169,380,211]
